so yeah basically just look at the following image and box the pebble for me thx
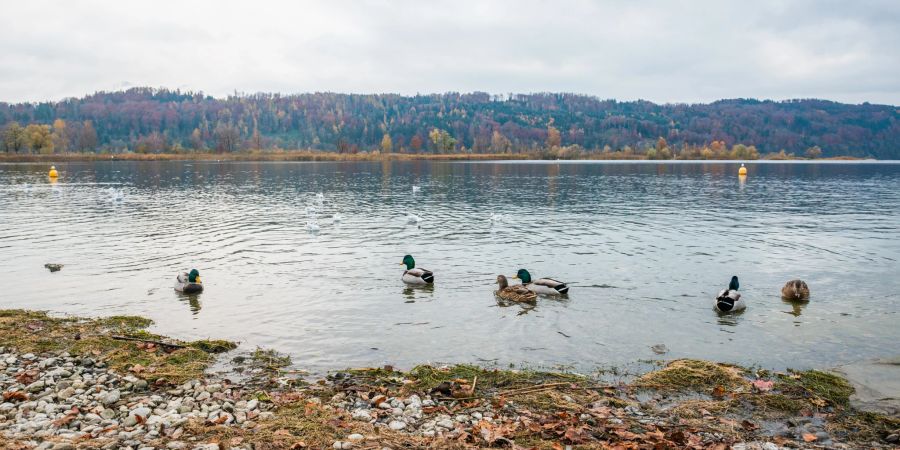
[0,348,258,448]
[102,389,121,405]
[389,420,407,430]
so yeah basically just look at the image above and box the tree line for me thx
[1,88,897,158]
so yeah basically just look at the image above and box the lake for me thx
[1,160,898,375]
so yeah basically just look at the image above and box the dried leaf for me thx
[741,420,759,431]
[711,385,726,398]
[130,364,146,374]
[289,443,307,449]
[3,391,28,402]
[15,369,39,385]
[810,397,827,407]
[802,433,817,442]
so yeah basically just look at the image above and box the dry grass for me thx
[635,359,748,391]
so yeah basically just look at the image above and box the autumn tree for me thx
[51,119,69,153]
[78,121,98,151]
[804,146,822,159]
[491,130,511,153]
[189,128,205,150]
[656,137,668,151]
[214,123,240,153]
[546,125,561,148]
[25,124,54,154]
[381,133,393,153]
[2,122,26,153]
[409,134,423,153]
[429,128,456,152]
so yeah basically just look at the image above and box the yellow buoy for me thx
[738,163,747,176]
[48,166,59,178]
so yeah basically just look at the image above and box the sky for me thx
[1,0,898,105]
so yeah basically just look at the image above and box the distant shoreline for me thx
[0,151,869,163]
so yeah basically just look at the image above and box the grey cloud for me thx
[0,0,897,104]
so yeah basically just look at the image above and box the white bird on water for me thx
[489,212,505,223]
[108,187,124,202]
[407,213,421,225]
[316,192,325,203]
[306,220,320,233]
[412,185,421,193]
[332,213,343,223]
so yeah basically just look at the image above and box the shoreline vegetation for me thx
[1,310,897,449]
[0,148,868,163]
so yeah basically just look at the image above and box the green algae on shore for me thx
[0,309,235,384]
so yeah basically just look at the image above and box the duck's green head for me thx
[513,269,532,283]
[401,255,415,270]
[189,269,201,283]
[729,275,739,291]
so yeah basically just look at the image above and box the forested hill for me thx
[1,88,898,158]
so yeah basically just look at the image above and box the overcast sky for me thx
[1,0,898,104]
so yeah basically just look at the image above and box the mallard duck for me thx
[495,275,537,303]
[781,279,810,301]
[714,275,745,312]
[513,269,569,295]
[400,255,434,285]
[175,269,203,294]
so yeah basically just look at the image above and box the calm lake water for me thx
[1,160,898,374]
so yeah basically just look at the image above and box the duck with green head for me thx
[400,255,434,285]
[513,269,569,295]
[175,268,204,294]
[714,275,745,312]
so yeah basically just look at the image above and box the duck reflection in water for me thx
[402,284,435,302]
[176,292,202,315]
[782,298,808,317]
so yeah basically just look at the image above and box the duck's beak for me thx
[399,263,405,266]
[511,275,519,280]
[196,277,201,283]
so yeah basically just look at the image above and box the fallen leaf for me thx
[289,443,307,449]
[741,420,759,431]
[130,364,146,374]
[15,369,39,385]
[802,433,817,442]
[711,385,726,398]
[752,379,774,392]
[3,391,28,402]
[810,398,827,407]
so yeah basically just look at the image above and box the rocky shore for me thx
[2,310,898,449]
